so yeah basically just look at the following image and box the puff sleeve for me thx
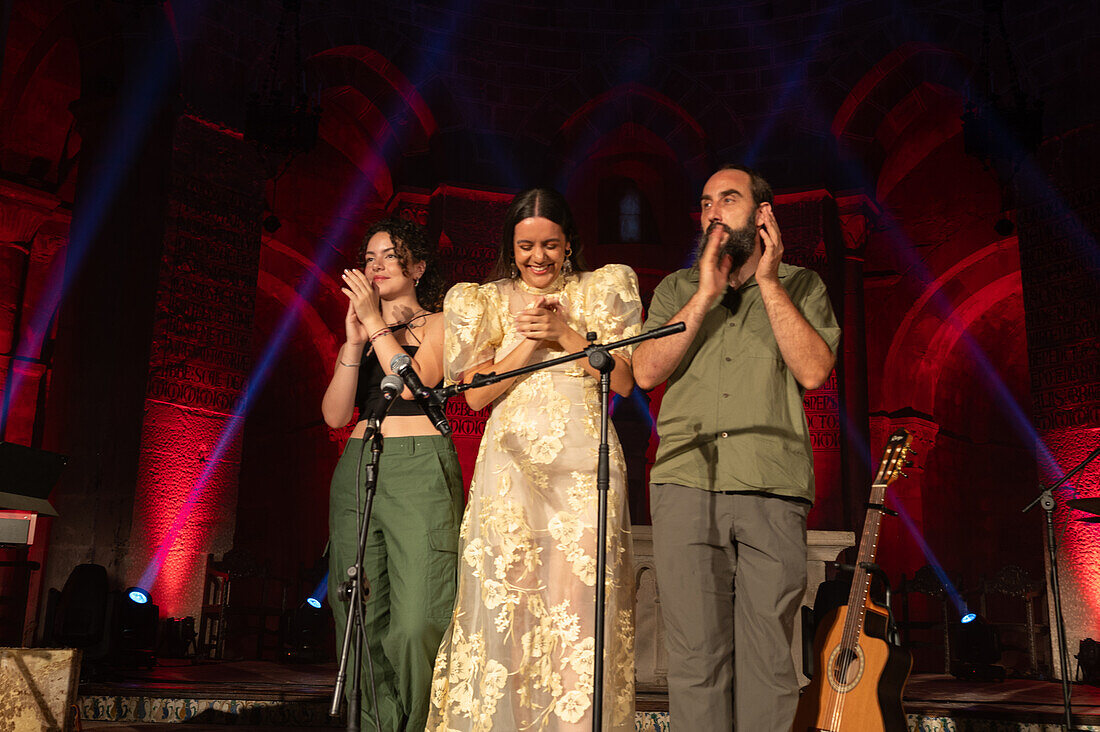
[443,282,503,386]
[582,264,643,359]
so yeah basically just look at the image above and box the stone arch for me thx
[315,86,396,203]
[564,85,708,174]
[829,42,975,188]
[268,45,441,272]
[308,45,437,161]
[521,34,743,169]
[537,81,726,187]
[874,82,967,202]
[256,237,343,368]
[234,235,346,581]
[0,3,82,187]
[562,121,697,278]
[880,238,1023,416]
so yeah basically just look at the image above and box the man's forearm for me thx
[758,280,835,390]
[634,291,713,390]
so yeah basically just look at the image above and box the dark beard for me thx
[695,219,757,271]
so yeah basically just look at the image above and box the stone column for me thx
[1016,123,1100,679]
[126,115,264,619]
[836,194,877,534]
[41,88,179,606]
[773,190,844,527]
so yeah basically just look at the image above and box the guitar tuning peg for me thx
[904,459,914,468]
[907,448,918,456]
[898,470,909,479]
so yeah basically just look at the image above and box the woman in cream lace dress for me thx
[427,188,641,731]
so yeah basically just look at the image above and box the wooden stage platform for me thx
[77,661,1100,731]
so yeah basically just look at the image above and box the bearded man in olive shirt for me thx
[633,164,841,732]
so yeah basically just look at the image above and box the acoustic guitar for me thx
[791,428,914,732]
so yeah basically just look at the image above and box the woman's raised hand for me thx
[515,296,574,344]
[342,300,371,347]
[341,268,384,338]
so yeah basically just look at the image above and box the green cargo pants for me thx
[328,434,464,732]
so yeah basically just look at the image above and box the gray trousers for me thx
[650,483,809,732]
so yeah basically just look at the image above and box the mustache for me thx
[694,219,756,270]
[705,221,735,239]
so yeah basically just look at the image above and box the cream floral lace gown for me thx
[428,264,641,732]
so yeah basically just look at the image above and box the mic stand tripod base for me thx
[1022,439,1100,730]
[587,334,615,732]
[1034,485,1081,732]
[330,420,386,732]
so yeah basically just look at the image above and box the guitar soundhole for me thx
[826,644,865,693]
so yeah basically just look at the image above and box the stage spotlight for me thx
[127,587,151,605]
[117,587,159,669]
[306,571,328,610]
[950,612,1005,681]
[284,599,329,663]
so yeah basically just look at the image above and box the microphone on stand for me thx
[362,374,404,438]
[367,374,404,422]
[389,353,452,437]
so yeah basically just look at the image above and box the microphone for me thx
[365,374,404,424]
[389,353,452,437]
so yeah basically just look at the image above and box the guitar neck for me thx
[840,429,910,640]
[843,479,889,637]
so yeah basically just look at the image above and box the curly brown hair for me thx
[357,217,447,311]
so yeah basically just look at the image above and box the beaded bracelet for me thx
[368,327,392,344]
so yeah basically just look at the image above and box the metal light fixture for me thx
[284,599,328,663]
[244,0,320,156]
[950,612,1005,681]
[961,0,1042,198]
[126,586,151,605]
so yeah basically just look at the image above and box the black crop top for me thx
[354,346,439,420]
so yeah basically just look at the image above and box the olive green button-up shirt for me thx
[642,262,841,503]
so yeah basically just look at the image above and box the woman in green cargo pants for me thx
[321,217,463,732]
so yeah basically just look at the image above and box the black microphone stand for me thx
[1022,442,1100,732]
[435,321,685,731]
[330,411,394,732]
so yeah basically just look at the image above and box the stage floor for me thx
[78,660,1100,730]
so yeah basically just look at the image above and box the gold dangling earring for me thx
[509,261,519,278]
[563,250,573,276]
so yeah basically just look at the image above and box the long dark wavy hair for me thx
[357,217,447,311]
[486,188,587,283]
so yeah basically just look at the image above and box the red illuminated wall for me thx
[1017,125,1100,672]
[128,116,264,618]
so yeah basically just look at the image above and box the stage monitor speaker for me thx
[0,510,38,544]
[52,563,114,663]
[0,442,65,516]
